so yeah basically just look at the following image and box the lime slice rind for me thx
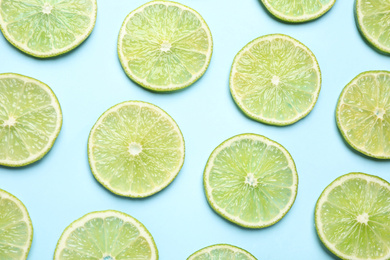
[187,244,257,260]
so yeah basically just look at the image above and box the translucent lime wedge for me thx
[336,71,390,159]
[230,34,321,126]
[0,189,33,260]
[0,0,97,58]
[88,101,185,198]
[54,210,158,260]
[0,73,62,167]
[204,134,298,228]
[118,0,213,92]
[188,244,257,260]
[315,172,390,260]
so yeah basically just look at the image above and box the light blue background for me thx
[1,0,390,259]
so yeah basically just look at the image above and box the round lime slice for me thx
[0,0,97,58]
[356,0,390,54]
[336,71,390,159]
[204,133,298,228]
[54,210,158,260]
[188,244,257,260]
[88,101,185,198]
[0,189,33,260]
[118,0,213,92]
[0,73,62,167]
[230,34,321,126]
[315,172,390,260]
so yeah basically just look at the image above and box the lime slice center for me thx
[356,212,369,225]
[374,107,386,119]
[128,142,142,156]
[271,75,280,86]
[3,116,16,127]
[245,173,258,187]
[42,3,53,14]
[160,40,172,52]
[103,256,114,260]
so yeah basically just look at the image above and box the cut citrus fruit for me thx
[0,188,33,260]
[356,0,390,54]
[230,34,321,126]
[315,172,390,260]
[88,101,185,198]
[336,71,390,159]
[118,0,213,92]
[0,73,62,167]
[204,133,298,228]
[187,244,257,260]
[54,210,158,260]
[260,0,336,23]
[0,0,97,58]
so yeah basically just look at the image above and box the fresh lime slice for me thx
[88,101,185,198]
[0,73,62,167]
[118,0,213,92]
[204,134,298,228]
[54,210,158,260]
[0,189,33,260]
[230,34,321,126]
[187,244,257,260]
[336,71,390,159]
[0,0,97,58]
[260,0,336,23]
[356,0,390,54]
[315,172,390,260]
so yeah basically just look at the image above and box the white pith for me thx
[188,244,256,260]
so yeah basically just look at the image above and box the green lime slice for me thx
[0,189,33,260]
[0,73,62,167]
[54,210,158,260]
[118,0,213,92]
[356,0,390,54]
[204,134,298,228]
[88,101,185,198]
[187,244,257,260]
[230,34,321,126]
[315,172,390,260]
[260,0,336,23]
[336,71,390,159]
[0,0,97,58]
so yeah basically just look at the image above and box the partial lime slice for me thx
[0,189,33,260]
[88,101,185,198]
[356,0,390,54]
[187,244,257,260]
[260,0,336,23]
[230,34,321,126]
[54,210,158,260]
[0,0,97,58]
[204,134,298,228]
[0,73,62,167]
[118,0,213,92]
[336,71,390,159]
[315,172,390,260]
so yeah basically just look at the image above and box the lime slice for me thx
[88,101,185,198]
[118,0,213,92]
[315,172,390,260]
[0,189,33,260]
[54,210,158,260]
[204,134,298,228]
[260,0,335,23]
[187,244,257,260]
[230,34,321,126]
[0,73,62,167]
[356,0,390,54]
[336,71,390,159]
[0,0,97,58]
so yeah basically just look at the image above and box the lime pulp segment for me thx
[187,244,257,260]
[118,0,213,91]
[315,173,390,260]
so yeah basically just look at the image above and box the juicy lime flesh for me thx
[189,246,254,260]
[119,2,211,89]
[338,72,390,158]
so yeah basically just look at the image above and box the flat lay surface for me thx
[1,0,390,259]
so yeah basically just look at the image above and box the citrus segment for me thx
[188,244,257,260]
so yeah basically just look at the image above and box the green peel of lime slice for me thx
[0,189,33,260]
[54,210,158,260]
[204,134,298,228]
[187,244,257,260]
[315,172,390,260]
[230,34,321,126]
[118,0,213,92]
